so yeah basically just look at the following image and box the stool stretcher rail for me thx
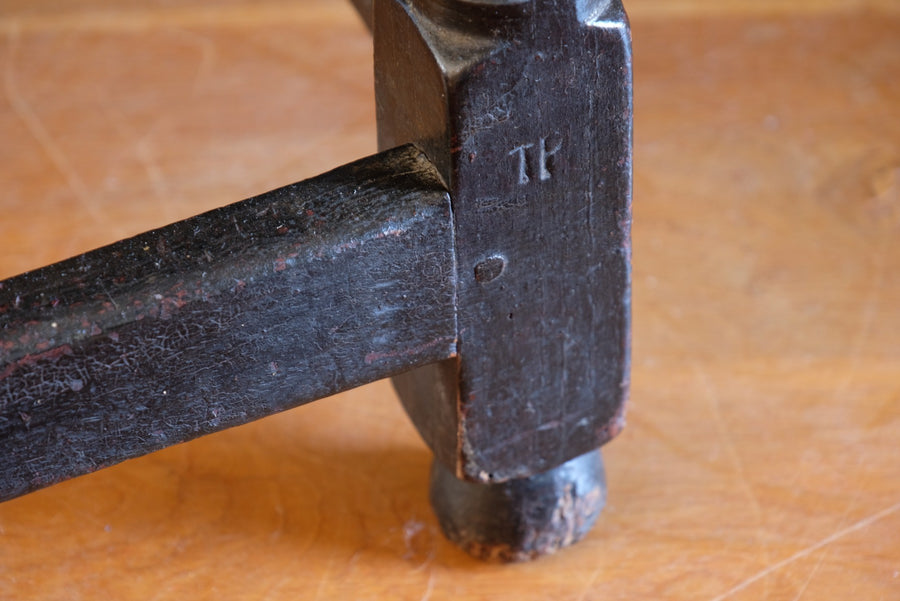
[0,145,457,502]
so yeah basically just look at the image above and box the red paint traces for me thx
[90,323,103,336]
[158,298,187,320]
[274,250,301,272]
[0,344,74,381]
[152,284,192,320]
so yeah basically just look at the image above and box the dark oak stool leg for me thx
[375,0,631,560]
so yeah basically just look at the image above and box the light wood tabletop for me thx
[1,1,897,599]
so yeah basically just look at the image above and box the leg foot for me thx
[429,449,606,562]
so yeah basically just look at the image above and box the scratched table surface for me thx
[1,0,898,599]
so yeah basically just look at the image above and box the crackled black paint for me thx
[0,145,457,501]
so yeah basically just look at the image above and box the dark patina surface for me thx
[1,0,631,561]
[376,0,632,484]
[0,146,456,501]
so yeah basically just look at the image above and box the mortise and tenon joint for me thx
[0,0,632,562]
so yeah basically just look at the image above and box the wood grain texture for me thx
[0,1,898,600]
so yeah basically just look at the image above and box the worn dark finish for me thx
[0,145,456,502]
[376,0,632,484]
[430,449,605,562]
[0,0,632,562]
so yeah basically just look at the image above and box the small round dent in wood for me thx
[429,449,606,562]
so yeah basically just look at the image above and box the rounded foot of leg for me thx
[429,449,606,562]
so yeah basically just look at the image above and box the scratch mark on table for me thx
[692,363,772,598]
[708,500,900,601]
[170,27,218,93]
[576,564,604,601]
[98,100,176,215]
[790,479,866,601]
[418,568,436,601]
[791,517,847,601]
[788,541,828,601]
[4,23,104,224]
[130,118,176,214]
